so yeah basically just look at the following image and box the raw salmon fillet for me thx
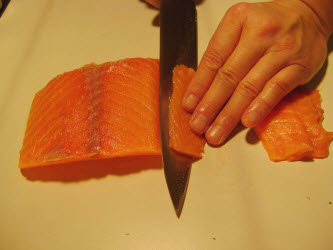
[169,65,205,158]
[19,58,204,169]
[254,88,333,161]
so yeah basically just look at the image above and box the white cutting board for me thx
[1,1,333,249]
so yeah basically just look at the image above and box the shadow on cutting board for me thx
[207,123,247,148]
[21,155,162,182]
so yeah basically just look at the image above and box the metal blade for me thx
[159,0,197,217]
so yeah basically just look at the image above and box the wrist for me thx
[299,0,333,37]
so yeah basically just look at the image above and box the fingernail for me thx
[207,125,227,145]
[244,111,257,127]
[182,94,198,111]
[191,113,208,134]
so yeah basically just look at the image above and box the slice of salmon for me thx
[19,58,204,169]
[254,88,333,161]
[169,65,205,159]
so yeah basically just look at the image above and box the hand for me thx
[147,0,331,146]
[184,0,331,146]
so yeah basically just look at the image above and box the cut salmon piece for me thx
[19,58,161,169]
[169,65,205,159]
[19,58,204,169]
[254,88,333,161]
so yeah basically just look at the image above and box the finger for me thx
[145,0,160,8]
[189,33,266,134]
[242,64,309,128]
[205,52,288,145]
[182,3,248,112]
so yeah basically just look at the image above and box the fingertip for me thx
[241,119,252,128]
[182,94,199,112]
[205,125,227,146]
[241,110,258,128]
[189,113,209,135]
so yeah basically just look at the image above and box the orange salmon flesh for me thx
[19,58,205,169]
[19,59,332,169]
[254,88,333,161]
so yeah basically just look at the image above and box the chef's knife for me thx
[0,0,11,18]
[159,0,197,217]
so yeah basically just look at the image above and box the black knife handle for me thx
[0,0,11,18]
[160,0,197,81]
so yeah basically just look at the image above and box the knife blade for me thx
[159,0,197,217]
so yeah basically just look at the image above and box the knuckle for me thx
[293,63,311,84]
[276,35,298,52]
[218,110,237,125]
[257,97,272,113]
[295,59,311,72]
[284,60,312,85]
[189,79,206,94]
[255,18,281,38]
[227,2,250,18]
[201,48,224,72]
[215,67,240,90]
[238,80,260,98]
[196,105,218,119]
[270,80,289,95]
[269,34,301,54]
[290,14,303,30]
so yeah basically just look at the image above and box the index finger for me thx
[182,3,249,112]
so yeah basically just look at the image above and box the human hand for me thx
[147,0,332,146]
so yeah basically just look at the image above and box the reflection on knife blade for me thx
[159,0,197,217]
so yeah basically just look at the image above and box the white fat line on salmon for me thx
[83,64,104,153]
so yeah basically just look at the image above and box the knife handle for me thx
[0,0,11,18]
